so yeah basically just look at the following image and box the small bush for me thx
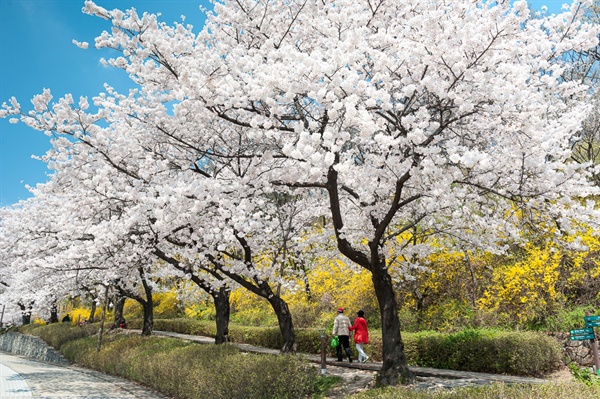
[404,329,562,376]
[543,306,596,333]
[68,307,101,325]
[19,323,44,335]
[569,363,600,387]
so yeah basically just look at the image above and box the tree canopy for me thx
[1,0,600,386]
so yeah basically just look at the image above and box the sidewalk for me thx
[0,351,168,398]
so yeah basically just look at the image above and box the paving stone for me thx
[0,360,32,397]
[0,352,167,398]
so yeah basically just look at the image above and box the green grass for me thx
[312,375,343,398]
[347,382,600,399]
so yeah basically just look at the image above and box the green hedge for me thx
[402,329,562,376]
[133,319,561,376]
[128,318,336,356]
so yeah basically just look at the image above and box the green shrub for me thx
[18,324,41,334]
[404,329,562,376]
[128,318,221,337]
[543,306,596,333]
[569,363,600,387]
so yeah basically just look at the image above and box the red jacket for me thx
[349,316,369,344]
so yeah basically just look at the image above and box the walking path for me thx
[0,360,31,397]
[150,329,558,393]
[0,352,168,399]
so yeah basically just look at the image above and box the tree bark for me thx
[141,297,154,336]
[267,294,296,353]
[209,239,296,352]
[219,271,295,352]
[89,299,97,323]
[213,287,230,344]
[152,247,232,345]
[111,295,126,329]
[18,303,31,325]
[138,266,154,336]
[97,285,110,351]
[114,267,154,336]
[372,264,412,385]
[50,304,59,323]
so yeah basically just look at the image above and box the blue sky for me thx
[0,0,211,206]
[0,0,569,206]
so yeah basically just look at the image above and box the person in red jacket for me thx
[349,309,369,363]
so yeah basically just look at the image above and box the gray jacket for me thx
[333,313,351,336]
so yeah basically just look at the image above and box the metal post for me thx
[586,312,600,374]
[320,330,327,374]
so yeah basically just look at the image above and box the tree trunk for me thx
[49,304,58,323]
[213,287,230,344]
[137,266,154,336]
[89,299,97,323]
[18,303,31,325]
[267,294,296,353]
[464,251,480,325]
[111,295,126,329]
[188,273,231,345]
[209,242,296,352]
[372,264,413,386]
[141,296,154,336]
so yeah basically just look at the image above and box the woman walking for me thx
[349,309,369,363]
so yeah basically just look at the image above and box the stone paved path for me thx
[0,352,168,399]
[0,360,31,397]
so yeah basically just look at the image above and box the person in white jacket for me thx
[332,308,353,362]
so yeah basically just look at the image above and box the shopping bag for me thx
[330,335,339,348]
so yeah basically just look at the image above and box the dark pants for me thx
[336,335,352,361]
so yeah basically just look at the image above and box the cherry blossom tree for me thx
[3,0,600,386]
[122,0,596,385]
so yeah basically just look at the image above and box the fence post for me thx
[96,285,110,352]
[320,330,327,374]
